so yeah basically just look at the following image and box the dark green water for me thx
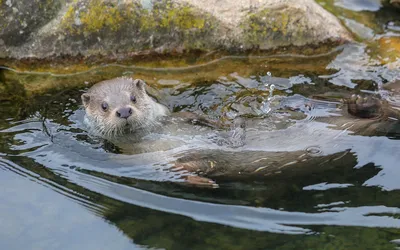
[1,1,400,249]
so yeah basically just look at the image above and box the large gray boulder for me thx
[0,0,352,59]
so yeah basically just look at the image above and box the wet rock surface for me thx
[0,0,61,56]
[0,0,352,59]
[388,0,400,9]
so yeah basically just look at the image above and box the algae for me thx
[241,8,295,46]
[61,0,136,34]
[0,48,339,97]
[61,0,213,39]
[370,36,400,64]
[151,1,207,30]
[80,1,123,32]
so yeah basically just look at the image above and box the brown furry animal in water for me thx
[81,77,170,139]
[81,77,400,188]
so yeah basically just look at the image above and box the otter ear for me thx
[81,93,91,107]
[133,79,146,91]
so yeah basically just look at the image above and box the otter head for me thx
[81,77,163,138]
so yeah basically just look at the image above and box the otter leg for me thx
[183,175,219,188]
[170,161,219,188]
[346,94,383,118]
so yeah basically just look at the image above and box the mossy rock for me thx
[0,0,352,59]
[240,0,352,49]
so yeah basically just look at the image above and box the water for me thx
[1,2,400,250]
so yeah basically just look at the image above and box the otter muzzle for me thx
[116,107,133,119]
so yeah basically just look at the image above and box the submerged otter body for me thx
[81,77,400,188]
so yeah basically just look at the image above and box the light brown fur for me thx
[82,78,400,188]
[82,77,169,140]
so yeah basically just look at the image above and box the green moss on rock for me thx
[151,1,207,30]
[61,0,135,34]
[61,0,212,34]
[80,0,123,32]
[241,8,295,46]
[62,6,76,33]
[2,0,352,59]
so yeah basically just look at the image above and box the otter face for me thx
[81,78,159,138]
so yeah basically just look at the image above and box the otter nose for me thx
[116,107,133,119]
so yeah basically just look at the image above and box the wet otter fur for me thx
[318,90,400,137]
[82,77,400,188]
[173,92,400,187]
[81,78,170,140]
[81,77,245,187]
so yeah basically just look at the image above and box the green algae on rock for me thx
[0,0,352,60]
[240,0,352,49]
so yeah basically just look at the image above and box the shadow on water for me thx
[1,41,400,249]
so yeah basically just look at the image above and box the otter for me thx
[81,78,170,140]
[81,77,246,186]
[81,77,400,188]
[81,77,237,141]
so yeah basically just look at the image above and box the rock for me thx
[0,0,61,45]
[0,0,352,59]
[382,0,400,9]
[0,0,61,57]
[390,0,400,8]
[189,0,352,50]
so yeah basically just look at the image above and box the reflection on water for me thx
[0,159,143,250]
[334,0,381,12]
[1,7,400,250]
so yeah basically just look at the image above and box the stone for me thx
[382,0,400,9]
[0,0,61,47]
[391,0,400,8]
[0,0,353,59]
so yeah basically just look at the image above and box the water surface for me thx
[1,1,400,249]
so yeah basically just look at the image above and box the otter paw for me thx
[183,175,219,189]
[346,94,383,118]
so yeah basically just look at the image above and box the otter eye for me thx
[101,102,109,111]
[130,95,137,103]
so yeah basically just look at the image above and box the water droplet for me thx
[260,101,271,114]
[263,72,272,89]
[268,84,275,100]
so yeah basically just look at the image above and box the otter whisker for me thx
[81,77,170,141]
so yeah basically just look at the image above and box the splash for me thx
[260,71,276,114]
